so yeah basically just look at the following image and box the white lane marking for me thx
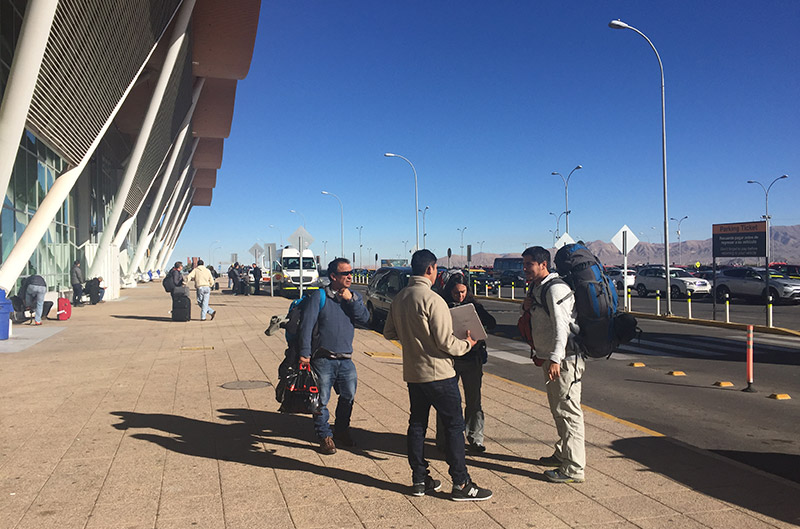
[630,339,728,357]
[717,334,800,350]
[618,344,682,357]
[487,348,532,364]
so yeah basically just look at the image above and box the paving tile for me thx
[286,500,361,528]
[688,508,788,529]
[157,493,224,521]
[542,498,624,527]
[350,496,421,522]
[222,488,288,514]
[224,507,295,529]
[84,497,159,529]
[632,513,723,529]
[484,505,573,528]
[646,489,731,514]
[595,494,680,521]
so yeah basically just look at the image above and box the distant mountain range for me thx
[438,224,800,268]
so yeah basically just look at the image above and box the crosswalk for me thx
[486,332,800,364]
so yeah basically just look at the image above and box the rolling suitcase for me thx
[171,286,191,321]
[57,297,71,320]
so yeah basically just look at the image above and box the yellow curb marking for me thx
[180,346,215,351]
[768,393,791,400]
[484,372,664,438]
[363,351,401,359]
[713,381,734,387]
[667,371,686,376]
[629,362,646,367]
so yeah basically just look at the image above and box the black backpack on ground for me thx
[550,243,638,358]
[267,289,327,402]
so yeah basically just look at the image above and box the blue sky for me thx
[176,1,799,268]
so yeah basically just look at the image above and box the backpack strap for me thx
[533,277,571,317]
[319,288,326,310]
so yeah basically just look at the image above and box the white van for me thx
[275,246,319,295]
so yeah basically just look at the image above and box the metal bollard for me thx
[656,290,661,316]
[485,283,488,297]
[743,324,755,392]
[768,296,773,328]
[497,283,501,299]
[687,290,692,319]
[511,282,515,300]
[725,293,730,323]
[626,287,631,312]
[473,281,477,295]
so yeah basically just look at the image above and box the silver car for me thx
[634,267,712,298]
[714,267,800,304]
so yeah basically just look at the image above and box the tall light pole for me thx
[419,206,429,248]
[210,245,221,270]
[268,224,283,248]
[549,211,570,238]
[609,19,672,313]
[208,240,219,261]
[478,240,485,253]
[402,240,409,256]
[550,165,582,234]
[355,225,363,268]
[384,152,420,251]
[457,227,467,258]
[289,209,306,228]
[366,247,372,269]
[748,174,788,321]
[322,240,328,265]
[670,215,688,265]
[321,191,344,257]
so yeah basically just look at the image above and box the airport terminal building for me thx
[0,0,260,299]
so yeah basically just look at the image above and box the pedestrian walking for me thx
[383,249,492,501]
[70,260,84,306]
[435,273,496,453]
[251,263,262,294]
[522,246,585,483]
[185,259,217,321]
[298,258,369,454]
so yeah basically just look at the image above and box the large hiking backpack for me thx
[552,243,638,358]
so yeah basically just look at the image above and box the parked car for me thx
[606,268,636,291]
[469,271,501,294]
[634,267,712,298]
[714,267,800,304]
[498,269,526,286]
[772,264,800,280]
[364,267,412,328]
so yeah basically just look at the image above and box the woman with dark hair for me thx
[436,273,496,453]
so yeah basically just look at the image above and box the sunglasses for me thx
[334,270,353,276]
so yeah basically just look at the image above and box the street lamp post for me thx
[609,19,672,314]
[356,225,363,268]
[384,153,420,251]
[208,240,219,261]
[322,240,328,265]
[670,215,688,265]
[550,165,582,234]
[420,206,429,249]
[321,191,344,257]
[289,209,306,228]
[457,227,467,260]
[748,174,789,324]
[402,240,409,256]
[549,211,570,239]
[268,224,283,248]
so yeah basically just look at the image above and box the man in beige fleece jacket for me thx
[384,250,493,501]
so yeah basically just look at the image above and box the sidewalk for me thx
[0,284,797,529]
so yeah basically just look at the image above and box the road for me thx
[353,284,800,483]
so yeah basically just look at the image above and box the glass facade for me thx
[0,0,78,293]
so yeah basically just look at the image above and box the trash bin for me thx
[0,290,13,341]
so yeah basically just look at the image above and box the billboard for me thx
[712,221,766,258]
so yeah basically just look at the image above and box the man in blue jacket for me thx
[299,258,369,455]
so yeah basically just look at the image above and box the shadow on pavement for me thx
[111,315,173,322]
[711,449,800,485]
[111,408,548,492]
[611,437,800,525]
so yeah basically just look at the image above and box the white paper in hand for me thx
[449,304,487,341]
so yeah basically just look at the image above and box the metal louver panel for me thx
[123,34,194,217]
[27,0,182,166]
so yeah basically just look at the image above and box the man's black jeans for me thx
[72,283,83,305]
[407,376,469,486]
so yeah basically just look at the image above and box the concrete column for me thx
[149,171,193,272]
[0,0,58,203]
[88,0,196,279]
[157,191,193,271]
[144,165,192,272]
[0,18,163,293]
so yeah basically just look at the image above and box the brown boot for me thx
[319,437,336,455]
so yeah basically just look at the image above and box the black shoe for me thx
[333,430,356,447]
[467,441,486,453]
[451,479,493,501]
[412,476,442,497]
[537,453,562,467]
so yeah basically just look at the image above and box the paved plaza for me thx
[1,284,798,529]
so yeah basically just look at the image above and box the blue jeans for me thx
[24,285,46,323]
[311,357,357,439]
[196,286,215,320]
[407,376,469,486]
